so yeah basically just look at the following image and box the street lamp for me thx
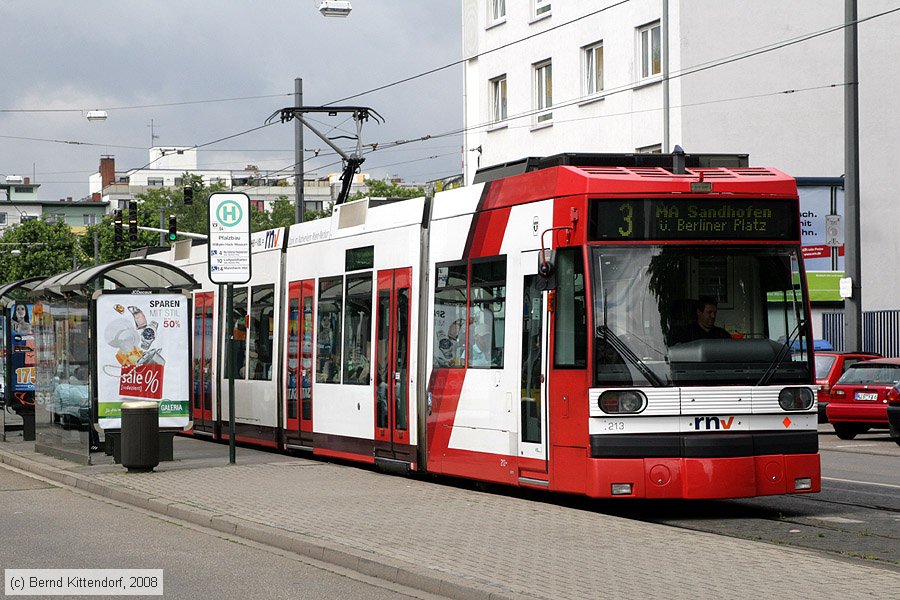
[319,0,351,17]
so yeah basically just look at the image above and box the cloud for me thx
[0,1,463,200]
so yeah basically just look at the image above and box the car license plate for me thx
[855,391,878,401]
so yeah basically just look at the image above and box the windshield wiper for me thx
[757,319,805,386]
[597,325,664,387]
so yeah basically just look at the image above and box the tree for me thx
[268,196,332,228]
[0,219,84,285]
[81,175,228,264]
[348,179,424,202]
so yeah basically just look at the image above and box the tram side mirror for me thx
[537,249,557,291]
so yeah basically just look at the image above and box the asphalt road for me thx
[601,425,900,569]
[466,424,900,571]
[0,465,445,600]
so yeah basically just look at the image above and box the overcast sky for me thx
[0,1,463,202]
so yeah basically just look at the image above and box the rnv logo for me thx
[693,416,735,430]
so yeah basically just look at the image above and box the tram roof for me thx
[473,152,751,183]
[32,258,199,298]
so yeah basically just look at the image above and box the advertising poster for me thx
[10,303,36,407]
[95,293,190,429]
[797,182,844,302]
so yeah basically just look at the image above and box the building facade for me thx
[462,0,900,336]
[89,148,370,215]
[0,178,107,233]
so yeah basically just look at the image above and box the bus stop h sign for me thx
[208,192,251,284]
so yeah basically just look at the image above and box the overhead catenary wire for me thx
[10,5,900,188]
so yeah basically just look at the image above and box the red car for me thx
[812,352,880,423]
[825,357,900,440]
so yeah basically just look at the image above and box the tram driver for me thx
[670,296,732,345]
[469,322,494,367]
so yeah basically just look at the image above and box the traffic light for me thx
[128,201,138,242]
[114,210,123,244]
[167,215,177,243]
[183,185,193,205]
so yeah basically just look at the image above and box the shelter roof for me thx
[32,258,198,298]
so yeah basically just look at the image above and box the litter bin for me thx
[120,401,159,472]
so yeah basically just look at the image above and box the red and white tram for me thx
[171,152,821,499]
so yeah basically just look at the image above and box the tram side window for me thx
[554,249,587,368]
[469,257,506,369]
[343,273,373,385]
[225,287,249,379]
[316,277,343,383]
[433,262,468,368]
[248,285,275,381]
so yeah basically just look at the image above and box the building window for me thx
[0,213,6,225]
[251,200,265,211]
[468,257,506,369]
[639,21,661,79]
[147,178,164,187]
[20,215,38,223]
[174,177,183,186]
[534,60,553,124]
[533,0,551,19]
[584,42,604,96]
[489,0,505,23]
[316,276,343,383]
[490,75,508,123]
[342,273,372,385]
[636,143,662,154]
[83,214,98,226]
[13,187,34,194]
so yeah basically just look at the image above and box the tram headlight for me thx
[599,390,647,414]
[778,387,814,411]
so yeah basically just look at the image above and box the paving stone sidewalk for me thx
[1,436,898,600]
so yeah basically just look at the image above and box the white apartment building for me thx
[463,0,900,343]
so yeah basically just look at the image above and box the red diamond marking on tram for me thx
[783,417,792,428]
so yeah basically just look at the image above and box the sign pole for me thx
[207,191,252,465]
[226,283,235,464]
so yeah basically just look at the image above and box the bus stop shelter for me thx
[29,258,197,465]
[0,277,43,442]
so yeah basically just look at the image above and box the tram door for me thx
[191,292,214,434]
[518,252,548,471]
[374,268,412,459]
[285,281,314,445]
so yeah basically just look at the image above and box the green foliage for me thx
[348,179,424,202]
[1,174,345,286]
[0,218,84,285]
[81,174,228,263]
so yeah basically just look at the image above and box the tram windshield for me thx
[590,245,811,387]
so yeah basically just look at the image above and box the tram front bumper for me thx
[585,431,821,499]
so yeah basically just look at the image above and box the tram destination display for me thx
[590,198,799,241]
